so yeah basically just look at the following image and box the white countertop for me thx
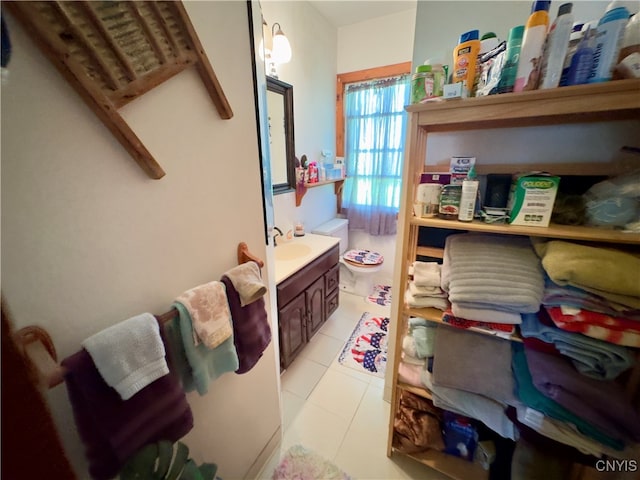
[274,233,340,284]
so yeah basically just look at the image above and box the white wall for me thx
[261,1,339,234]
[1,2,280,478]
[338,8,417,73]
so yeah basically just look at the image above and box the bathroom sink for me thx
[275,242,312,261]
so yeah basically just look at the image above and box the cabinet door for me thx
[278,293,307,370]
[305,276,325,339]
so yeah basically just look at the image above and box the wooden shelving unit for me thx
[387,79,640,478]
[295,178,344,206]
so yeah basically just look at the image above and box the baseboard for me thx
[244,425,282,480]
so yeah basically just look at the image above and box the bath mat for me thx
[272,444,351,480]
[366,284,392,307]
[338,312,389,378]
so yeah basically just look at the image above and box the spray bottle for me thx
[514,0,551,92]
[539,3,574,89]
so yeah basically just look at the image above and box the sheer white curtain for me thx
[342,75,410,236]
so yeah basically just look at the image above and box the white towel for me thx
[412,261,441,288]
[452,303,522,325]
[176,281,233,349]
[82,313,168,400]
[408,281,447,298]
[405,288,449,310]
[223,261,267,307]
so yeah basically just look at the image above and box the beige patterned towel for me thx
[176,281,233,349]
[223,261,267,307]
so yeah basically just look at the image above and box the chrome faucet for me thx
[273,226,283,246]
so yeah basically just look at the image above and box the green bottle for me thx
[498,25,525,93]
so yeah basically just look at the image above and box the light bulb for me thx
[271,24,291,64]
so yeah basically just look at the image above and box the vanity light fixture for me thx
[270,23,291,64]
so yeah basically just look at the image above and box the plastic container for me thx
[411,64,435,103]
[424,60,447,97]
[559,21,586,86]
[458,166,479,222]
[618,13,640,63]
[452,30,481,97]
[473,32,501,95]
[514,0,551,92]
[539,3,574,89]
[589,1,630,83]
[566,25,594,85]
[438,185,462,220]
[498,25,525,93]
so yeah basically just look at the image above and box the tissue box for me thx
[507,173,560,227]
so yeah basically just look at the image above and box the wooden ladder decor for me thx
[5,1,233,179]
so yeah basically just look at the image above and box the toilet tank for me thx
[312,218,349,254]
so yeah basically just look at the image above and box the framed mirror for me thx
[266,77,296,194]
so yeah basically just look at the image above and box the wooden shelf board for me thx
[295,178,344,206]
[410,217,640,245]
[392,448,489,480]
[403,306,523,342]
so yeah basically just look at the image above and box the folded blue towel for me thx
[520,312,634,380]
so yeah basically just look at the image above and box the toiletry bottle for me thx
[473,32,500,95]
[514,0,551,92]
[424,59,446,97]
[498,25,525,93]
[458,166,480,222]
[559,22,586,86]
[589,0,630,83]
[566,25,594,85]
[452,30,481,97]
[411,64,435,103]
[539,3,574,89]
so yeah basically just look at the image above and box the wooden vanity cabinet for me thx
[277,244,340,370]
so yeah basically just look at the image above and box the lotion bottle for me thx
[514,0,551,92]
[589,1,630,83]
[458,166,479,222]
[539,3,574,89]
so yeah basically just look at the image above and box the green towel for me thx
[511,343,624,451]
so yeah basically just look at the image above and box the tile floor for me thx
[256,290,450,480]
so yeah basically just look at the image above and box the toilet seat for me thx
[343,249,384,267]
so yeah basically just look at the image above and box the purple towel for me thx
[221,275,272,374]
[62,349,193,480]
[524,346,640,443]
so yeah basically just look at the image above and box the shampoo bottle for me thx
[566,25,594,85]
[539,3,574,89]
[458,166,479,222]
[514,0,551,92]
[498,25,525,93]
[589,1,630,83]
[452,30,481,97]
[559,21,586,86]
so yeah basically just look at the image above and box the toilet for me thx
[312,218,384,297]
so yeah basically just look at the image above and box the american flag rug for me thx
[366,284,392,307]
[338,312,389,378]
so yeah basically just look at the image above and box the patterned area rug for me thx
[366,284,392,307]
[338,312,389,378]
[272,445,351,480]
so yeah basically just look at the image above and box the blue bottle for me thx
[566,26,594,85]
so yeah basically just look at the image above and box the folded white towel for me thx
[223,261,267,307]
[452,303,522,325]
[82,313,168,400]
[405,288,449,311]
[412,261,441,288]
[408,281,446,298]
[176,281,233,349]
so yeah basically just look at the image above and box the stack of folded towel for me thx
[535,240,640,347]
[404,261,449,310]
[398,317,436,386]
[441,233,544,324]
[65,313,193,480]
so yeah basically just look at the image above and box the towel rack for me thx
[14,242,264,389]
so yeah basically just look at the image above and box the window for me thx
[337,65,411,235]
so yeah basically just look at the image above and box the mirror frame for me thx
[267,76,296,194]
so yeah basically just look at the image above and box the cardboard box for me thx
[507,173,560,227]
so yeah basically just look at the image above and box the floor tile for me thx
[300,332,343,367]
[280,357,326,399]
[281,390,305,430]
[281,401,350,461]
[306,368,368,421]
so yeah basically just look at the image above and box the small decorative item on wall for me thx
[5,1,233,179]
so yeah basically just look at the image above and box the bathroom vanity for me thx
[275,234,340,370]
